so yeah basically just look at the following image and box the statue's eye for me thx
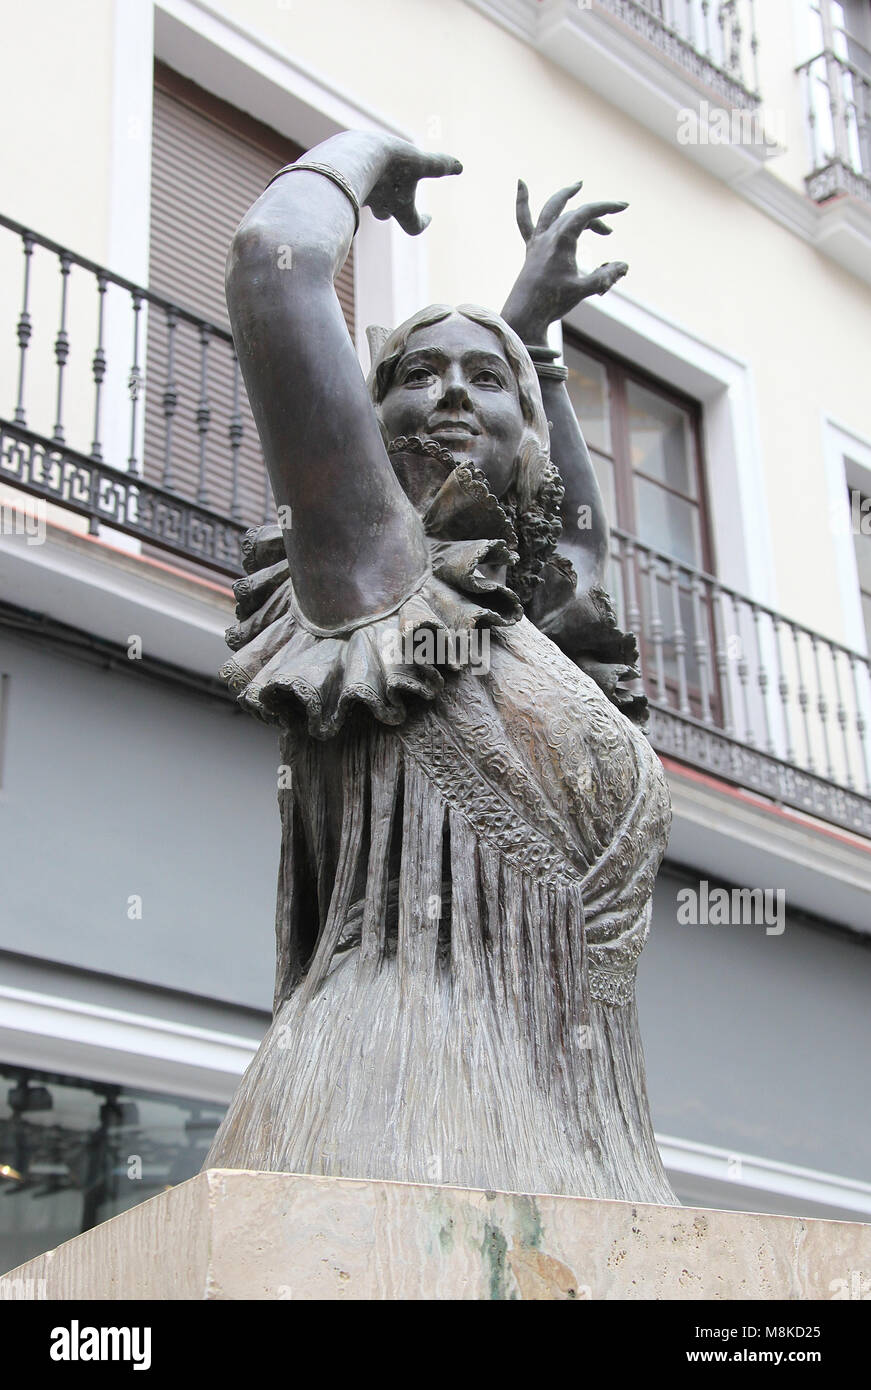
[473,369,503,388]
[403,367,434,386]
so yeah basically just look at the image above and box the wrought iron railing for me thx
[0,213,264,574]
[2,216,869,834]
[609,529,871,835]
[797,47,871,203]
[594,0,760,105]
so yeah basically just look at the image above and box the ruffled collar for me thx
[387,436,518,556]
[221,435,648,734]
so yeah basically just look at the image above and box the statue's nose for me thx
[438,378,473,410]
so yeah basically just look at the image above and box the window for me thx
[564,334,712,568]
[144,64,355,544]
[0,1063,225,1269]
[564,333,716,715]
[850,489,871,648]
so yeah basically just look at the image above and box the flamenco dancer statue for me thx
[205,132,676,1204]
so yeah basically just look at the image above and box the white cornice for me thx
[664,759,871,932]
[659,1134,871,1220]
[0,985,258,1104]
[0,513,233,679]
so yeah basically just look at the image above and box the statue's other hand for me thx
[365,140,463,236]
[501,179,628,343]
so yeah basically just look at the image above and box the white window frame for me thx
[107,0,428,362]
[823,415,871,655]
[561,275,777,607]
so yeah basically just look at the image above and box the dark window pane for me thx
[590,449,616,526]
[0,1063,225,1268]
[853,509,871,649]
[606,550,625,627]
[565,345,612,456]
[627,380,697,498]
[851,514,871,593]
[634,476,703,568]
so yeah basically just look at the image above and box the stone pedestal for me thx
[3,1169,870,1300]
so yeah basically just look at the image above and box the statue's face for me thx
[379,315,525,497]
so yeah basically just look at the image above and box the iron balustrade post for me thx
[811,631,836,782]
[52,252,71,445]
[91,272,107,461]
[772,615,795,766]
[792,623,815,772]
[751,602,774,754]
[229,354,244,521]
[646,551,668,706]
[14,233,34,428]
[161,307,179,492]
[668,560,691,716]
[127,291,143,477]
[831,646,853,790]
[712,583,735,737]
[730,592,753,745]
[691,571,713,725]
[624,535,642,636]
[196,324,211,506]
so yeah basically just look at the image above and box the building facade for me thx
[1,0,870,1269]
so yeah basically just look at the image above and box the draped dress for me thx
[205,438,676,1204]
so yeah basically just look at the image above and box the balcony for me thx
[797,47,871,205]
[0,214,258,577]
[608,530,871,838]
[590,0,761,105]
[1,218,869,839]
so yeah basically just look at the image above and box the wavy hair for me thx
[367,304,565,606]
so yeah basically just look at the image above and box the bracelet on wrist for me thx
[525,343,561,363]
[524,342,568,382]
[533,361,569,382]
[265,160,361,232]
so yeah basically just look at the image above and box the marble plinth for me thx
[3,1169,870,1300]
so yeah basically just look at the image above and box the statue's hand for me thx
[364,138,463,236]
[501,179,628,344]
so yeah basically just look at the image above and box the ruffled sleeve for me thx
[220,458,523,739]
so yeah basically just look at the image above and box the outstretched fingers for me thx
[394,202,432,236]
[416,151,464,180]
[516,179,534,243]
[384,152,463,236]
[579,261,629,296]
[383,176,433,235]
[562,200,629,241]
[535,180,584,234]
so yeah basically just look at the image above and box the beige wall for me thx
[1,0,114,259]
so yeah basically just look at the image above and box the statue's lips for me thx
[426,422,480,440]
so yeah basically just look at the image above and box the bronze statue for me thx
[205,132,676,1203]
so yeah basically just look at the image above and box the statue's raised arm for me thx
[500,179,642,690]
[226,131,462,631]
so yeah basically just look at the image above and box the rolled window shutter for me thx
[145,65,355,537]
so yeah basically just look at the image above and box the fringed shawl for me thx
[208,446,675,1202]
